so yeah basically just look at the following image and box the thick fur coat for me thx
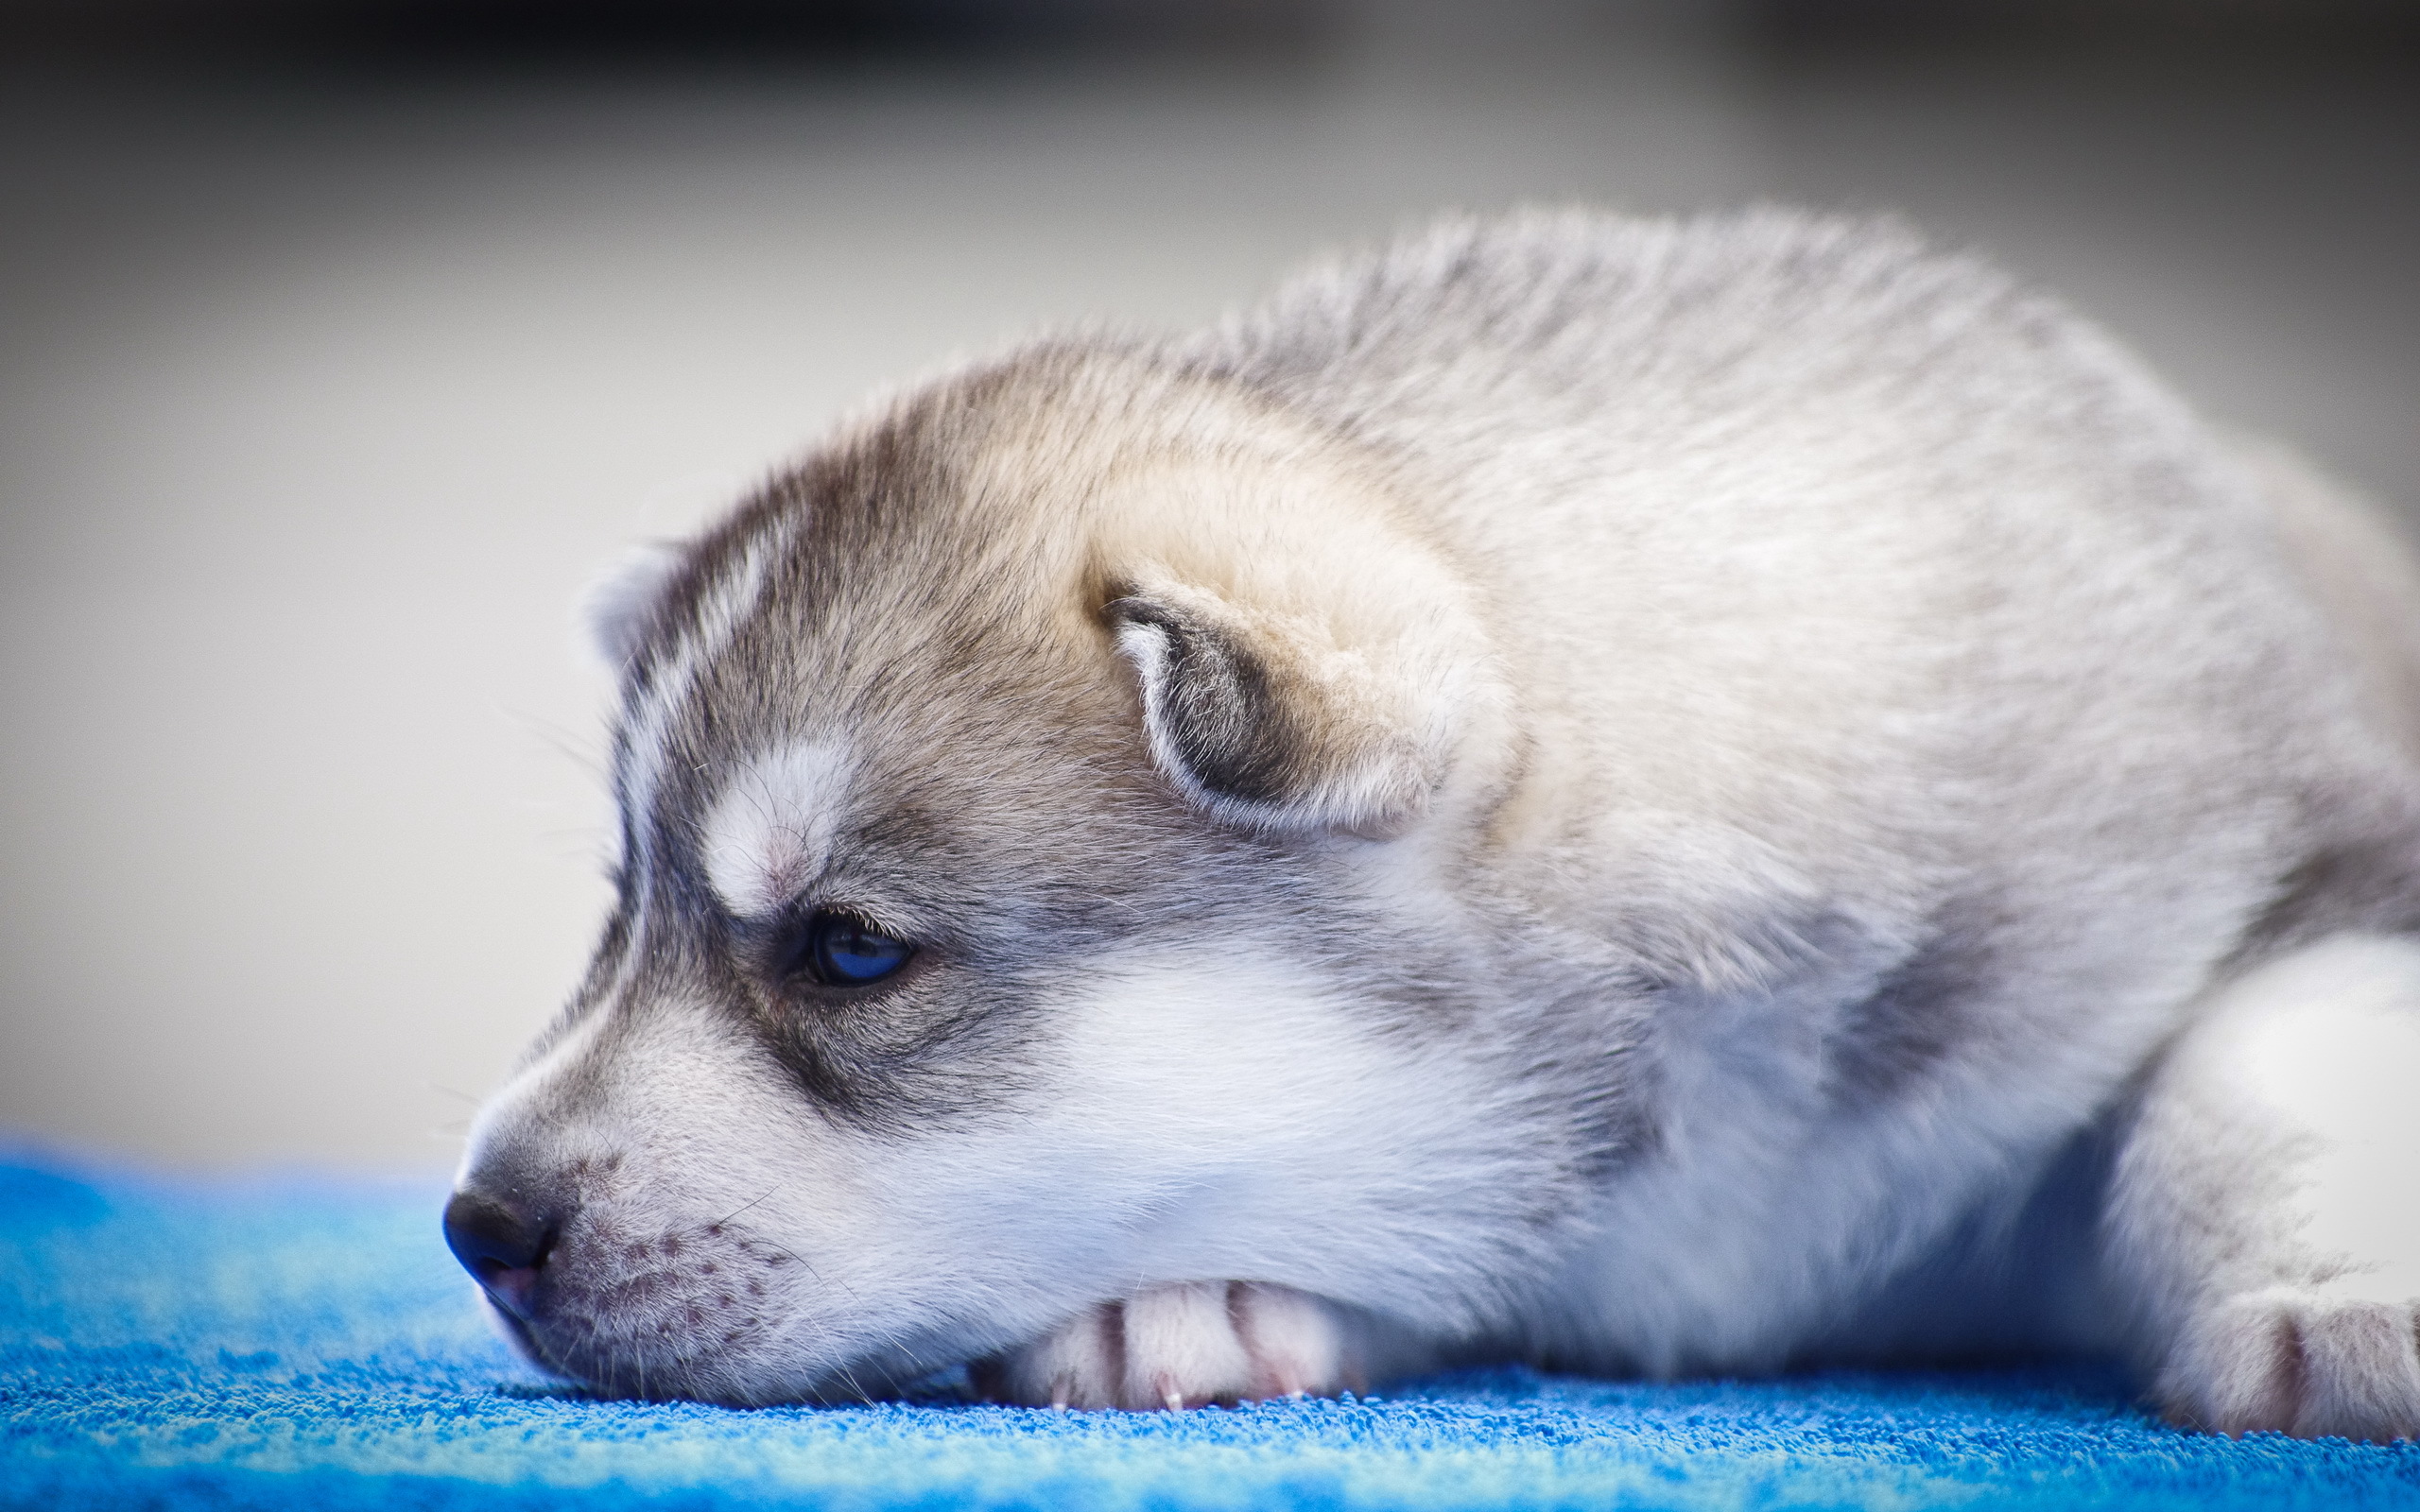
[447,210,2420,1437]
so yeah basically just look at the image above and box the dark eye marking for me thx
[778,909,915,988]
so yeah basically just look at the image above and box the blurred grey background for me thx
[2,0,2415,1171]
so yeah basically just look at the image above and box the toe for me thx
[2160,1288,2420,1441]
[2160,1291,2306,1435]
[1231,1281,1350,1400]
[2291,1301,2420,1441]
[1121,1282,1254,1409]
[995,1300,1126,1409]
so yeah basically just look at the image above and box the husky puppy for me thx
[445,209,2420,1437]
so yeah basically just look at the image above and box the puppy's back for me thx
[1184,206,2420,1065]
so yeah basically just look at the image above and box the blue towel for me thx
[6,1151,2418,1510]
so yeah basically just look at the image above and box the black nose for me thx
[442,1189,556,1314]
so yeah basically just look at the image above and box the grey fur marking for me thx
[1824,902,2000,1106]
[1104,594,1299,808]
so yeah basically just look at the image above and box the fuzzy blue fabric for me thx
[6,1152,2419,1511]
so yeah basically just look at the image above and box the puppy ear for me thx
[1105,580,1451,838]
[579,540,689,671]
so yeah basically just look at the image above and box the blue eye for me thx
[795,911,913,988]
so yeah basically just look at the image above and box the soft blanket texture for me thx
[5,1152,2417,1511]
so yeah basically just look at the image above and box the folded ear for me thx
[580,540,690,671]
[1105,576,1478,839]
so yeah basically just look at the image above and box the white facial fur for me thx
[614,517,799,873]
[467,945,1546,1400]
[699,742,856,919]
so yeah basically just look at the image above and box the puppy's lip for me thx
[476,1263,542,1320]
[476,1280,545,1359]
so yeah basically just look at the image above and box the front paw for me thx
[982,1281,1356,1410]
[2158,1286,2420,1441]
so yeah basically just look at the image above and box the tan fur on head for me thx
[961,349,1513,839]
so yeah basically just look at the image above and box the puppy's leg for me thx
[2105,935,2420,1439]
[986,1281,1359,1409]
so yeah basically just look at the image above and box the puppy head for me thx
[447,352,1573,1403]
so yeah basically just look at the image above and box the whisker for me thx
[831,1356,878,1405]
[711,1186,780,1228]
[495,703,610,781]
